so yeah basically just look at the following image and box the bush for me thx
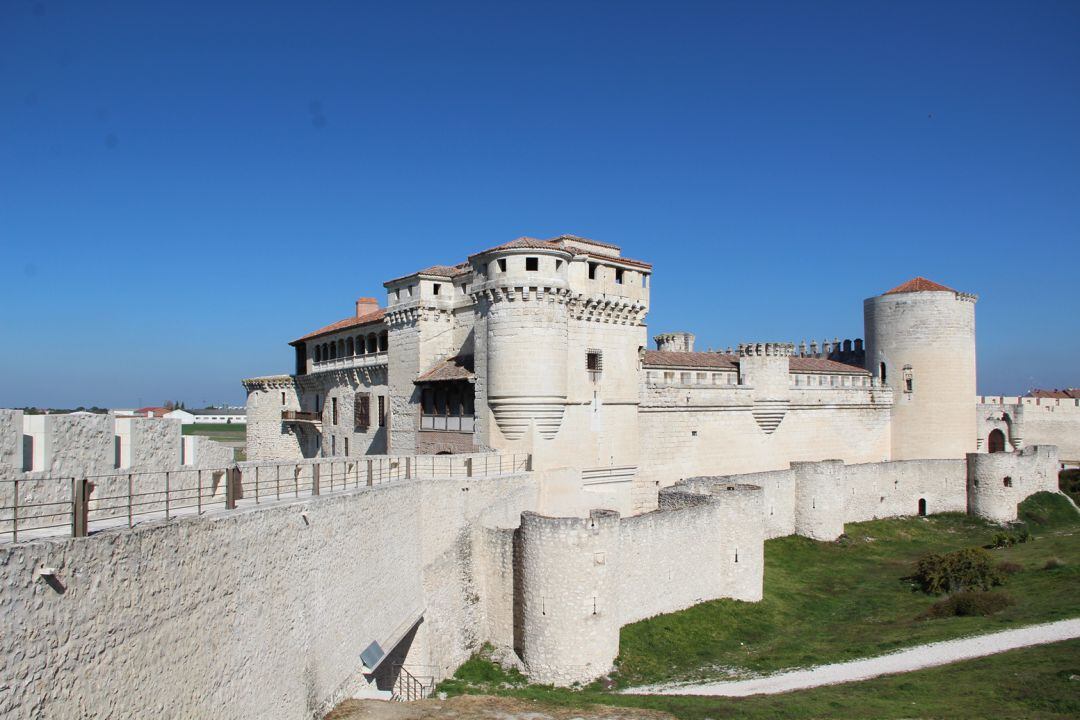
[924,591,1014,619]
[996,561,1023,575]
[988,527,1031,549]
[913,547,1005,595]
[1043,557,1066,570]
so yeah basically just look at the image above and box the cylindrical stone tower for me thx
[864,277,977,460]
[792,459,845,541]
[472,243,573,441]
[518,509,621,686]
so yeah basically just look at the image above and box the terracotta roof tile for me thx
[291,309,385,344]
[1027,388,1080,399]
[789,357,869,374]
[642,351,739,369]
[643,351,869,375]
[415,354,475,383]
[884,277,956,295]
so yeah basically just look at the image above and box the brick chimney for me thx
[355,297,379,317]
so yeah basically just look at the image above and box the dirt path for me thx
[327,694,675,720]
[624,617,1080,697]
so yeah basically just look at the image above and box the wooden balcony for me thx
[282,410,322,425]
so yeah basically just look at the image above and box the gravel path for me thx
[625,618,1080,697]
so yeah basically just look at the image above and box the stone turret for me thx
[864,277,977,460]
[654,331,695,353]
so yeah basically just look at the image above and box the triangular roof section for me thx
[883,277,956,295]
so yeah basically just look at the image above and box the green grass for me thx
[611,492,1078,687]
[437,492,1079,717]
[436,638,1080,719]
[181,423,246,444]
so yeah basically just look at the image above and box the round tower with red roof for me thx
[864,277,978,460]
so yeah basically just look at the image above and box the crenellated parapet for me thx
[738,342,795,357]
[242,374,297,392]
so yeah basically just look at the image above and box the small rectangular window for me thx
[525,257,539,271]
[556,259,563,270]
[331,435,336,455]
[433,283,441,296]
[332,397,338,425]
[588,262,598,280]
[378,396,386,427]
[615,268,624,284]
[281,392,286,405]
[479,263,487,277]
[344,437,349,456]
[498,258,507,272]
[355,392,370,429]
[586,350,602,381]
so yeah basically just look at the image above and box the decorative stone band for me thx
[241,375,296,392]
[296,365,388,391]
[567,294,648,326]
[739,342,795,357]
[470,285,573,305]
[384,305,420,329]
[488,396,567,440]
[751,399,789,434]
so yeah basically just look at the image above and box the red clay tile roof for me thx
[291,309,385,344]
[1027,388,1080,399]
[884,277,956,295]
[789,357,869,374]
[643,351,739,369]
[551,233,621,250]
[415,355,475,383]
[469,237,571,258]
[643,351,868,375]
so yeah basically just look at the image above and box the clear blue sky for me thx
[2,1,1077,407]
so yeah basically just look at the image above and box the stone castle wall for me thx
[967,445,1060,523]
[0,470,537,720]
[976,395,1080,463]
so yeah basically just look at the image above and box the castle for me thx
[2,234,1076,718]
[243,233,1075,514]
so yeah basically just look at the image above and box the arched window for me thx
[329,342,336,360]
[347,337,354,356]
[918,498,927,516]
[367,334,377,353]
[314,345,321,362]
[356,336,365,355]
[338,339,345,357]
[379,330,388,352]
[988,429,1006,453]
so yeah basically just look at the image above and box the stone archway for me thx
[988,429,1006,453]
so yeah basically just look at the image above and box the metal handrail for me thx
[1,452,531,543]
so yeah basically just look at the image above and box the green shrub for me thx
[990,532,1015,549]
[1043,557,1066,570]
[996,561,1023,575]
[924,591,1014,618]
[913,547,1005,595]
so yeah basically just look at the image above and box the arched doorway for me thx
[988,429,1006,453]
[918,498,927,516]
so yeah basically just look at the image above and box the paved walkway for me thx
[625,618,1080,697]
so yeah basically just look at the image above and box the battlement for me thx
[738,342,794,358]
[654,331,695,353]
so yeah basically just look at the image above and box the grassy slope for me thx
[435,493,1080,718]
[437,639,1080,719]
[614,492,1079,686]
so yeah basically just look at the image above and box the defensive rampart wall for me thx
[0,470,536,720]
